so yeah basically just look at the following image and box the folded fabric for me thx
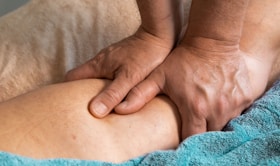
[1,79,280,166]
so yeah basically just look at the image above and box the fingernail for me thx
[92,102,108,116]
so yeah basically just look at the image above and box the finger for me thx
[181,118,207,140]
[115,76,162,114]
[180,106,207,140]
[207,119,229,132]
[89,75,136,118]
[65,55,103,81]
[206,107,242,131]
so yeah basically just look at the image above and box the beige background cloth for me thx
[0,0,190,102]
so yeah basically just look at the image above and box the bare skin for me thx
[1,0,280,164]
[119,0,253,138]
[119,0,280,139]
[240,0,280,88]
[0,17,280,161]
[66,0,280,139]
[0,79,180,163]
[65,0,184,117]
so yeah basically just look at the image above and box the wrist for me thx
[134,26,176,51]
[181,36,240,54]
[186,0,249,44]
[137,0,184,49]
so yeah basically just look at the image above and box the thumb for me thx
[115,73,163,114]
[65,57,102,81]
[89,76,136,118]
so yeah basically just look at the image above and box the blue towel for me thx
[1,79,280,166]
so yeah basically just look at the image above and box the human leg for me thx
[0,79,180,163]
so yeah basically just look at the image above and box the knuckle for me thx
[237,85,254,106]
[191,97,208,119]
[130,86,145,100]
[106,45,115,52]
[102,88,123,104]
[130,73,143,84]
[90,53,104,67]
[233,92,254,112]
[244,93,254,106]
[65,71,74,80]
[216,95,229,116]
[119,68,143,84]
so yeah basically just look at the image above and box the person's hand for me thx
[65,28,173,117]
[115,40,267,139]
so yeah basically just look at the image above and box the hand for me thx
[116,41,267,139]
[65,28,173,117]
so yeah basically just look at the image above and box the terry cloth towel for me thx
[1,79,280,166]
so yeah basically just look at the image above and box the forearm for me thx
[136,0,184,47]
[239,0,280,89]
[185,0,250,51]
